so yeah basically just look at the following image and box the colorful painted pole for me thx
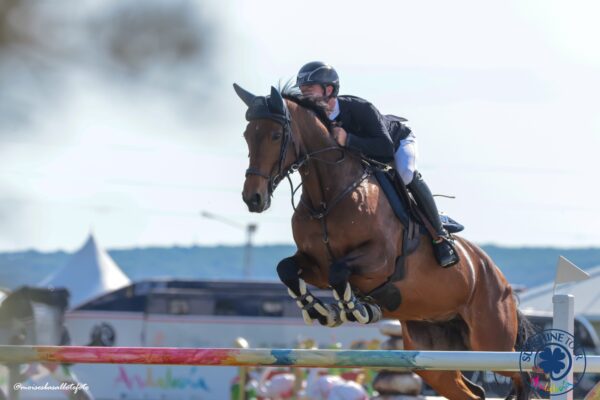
[0,346,598,372]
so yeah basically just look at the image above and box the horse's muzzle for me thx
[242,191,271,213]
[243,174,272,212]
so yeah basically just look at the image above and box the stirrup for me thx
[432,235,459,268]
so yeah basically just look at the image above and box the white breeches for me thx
[394,131,418,185]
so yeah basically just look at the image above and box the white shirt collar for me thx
[328,98,340,120]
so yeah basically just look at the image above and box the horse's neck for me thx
[292,112,363,209]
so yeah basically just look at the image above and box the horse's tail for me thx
[515,309,536,351]
[505,309,537,400]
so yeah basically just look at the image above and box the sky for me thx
[1,0,599,252]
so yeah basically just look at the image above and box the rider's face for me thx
[299,84,325,99]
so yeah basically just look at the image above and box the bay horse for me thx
[234,83,532,400]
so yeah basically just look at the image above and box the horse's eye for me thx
[272,131,283,141]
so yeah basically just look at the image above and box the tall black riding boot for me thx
[407,171,459,268]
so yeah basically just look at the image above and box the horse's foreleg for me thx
[329,259,382,324]
[276,256,342,327]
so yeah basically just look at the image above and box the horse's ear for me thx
[233,83,256,107]
[269,86,285,114]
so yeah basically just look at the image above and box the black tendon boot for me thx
[407,171,459,268]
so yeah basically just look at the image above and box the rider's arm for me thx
[345,102,395,162]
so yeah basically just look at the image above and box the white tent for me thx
[40,233,131,309]
[518,264,600,326]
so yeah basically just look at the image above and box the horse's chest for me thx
[292,216,326,248]
[292,212,368,256]
[291,184,380,257]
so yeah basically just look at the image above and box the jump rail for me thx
[0,346,598,373]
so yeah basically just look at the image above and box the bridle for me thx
[244,99,376,259]
[244,107,352,197]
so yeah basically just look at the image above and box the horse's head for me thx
[234,84,296,212]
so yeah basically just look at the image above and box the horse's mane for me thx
[279,81,333,133]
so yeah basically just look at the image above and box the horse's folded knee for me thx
[277,256,301,294]
[276,256,299,279]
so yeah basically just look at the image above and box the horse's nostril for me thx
[252,193,262,207]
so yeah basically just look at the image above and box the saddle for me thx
[360,165,466,311]
[372,167,464,235]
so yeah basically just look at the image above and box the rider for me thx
[296,61,459,268]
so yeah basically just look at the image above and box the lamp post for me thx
[200,211,257,278]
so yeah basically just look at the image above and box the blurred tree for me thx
[94,2,204,71]
[0,0,25,48]
[88,0,217,99]
[0,0,219,129]
[0,0,60,128]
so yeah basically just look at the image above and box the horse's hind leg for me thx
[329,259,382,324]
[462,290,531,400]
[417,371,485,400]
[402,321,485,400]
[458,242,533,399]
[468,319,532,400]
[464,313,531,400]
[276,254,342,327]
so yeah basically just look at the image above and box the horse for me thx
[233,83,532,400]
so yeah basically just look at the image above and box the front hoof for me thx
[351,303,382,324]
[351,305,370,324]
[301,310,314,325]
[317,303,343,328]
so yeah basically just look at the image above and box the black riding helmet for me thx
[296,61,340,97]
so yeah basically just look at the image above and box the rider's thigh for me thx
[394,137,418,185]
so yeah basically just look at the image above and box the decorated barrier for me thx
[0,345,598,372]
